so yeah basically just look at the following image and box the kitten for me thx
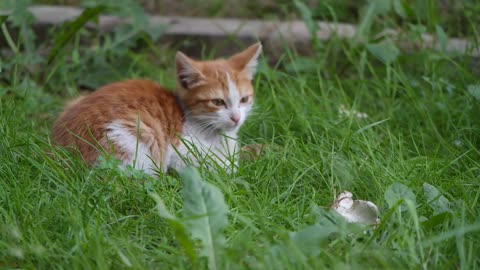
[52,43,262,175]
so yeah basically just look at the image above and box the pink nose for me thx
[230,115,240,124]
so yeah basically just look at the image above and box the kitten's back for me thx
[52,79,184,166]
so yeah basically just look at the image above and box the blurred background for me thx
[33,0,479,36]
[1,0,479,93]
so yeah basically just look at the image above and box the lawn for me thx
[1,0,480,269]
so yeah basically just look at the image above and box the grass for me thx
[1,1,480,269]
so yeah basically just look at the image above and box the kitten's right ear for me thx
[228,42,262,80]
[176,52,205,90]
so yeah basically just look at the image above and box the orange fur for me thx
[52,43,262,174]
[52,80,183,166]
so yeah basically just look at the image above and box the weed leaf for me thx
[467,84,480,100]
[384,182,416,211]
[366,41,400,64]
[150,193,198,265]
[47,5,106,64]
[0,14,9,25]
[393,0,406,17]
[371,0,392,14]
[144,23,167,42]
[435,25,448,52]
[421,212,452,229]
[423,183,451,215]
[289,224,337,257]
[180,167,228,270]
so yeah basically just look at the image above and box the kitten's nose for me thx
[230,114,240,125]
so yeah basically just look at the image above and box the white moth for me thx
[331,191,380,225]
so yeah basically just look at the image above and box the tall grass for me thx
[1,1,479,269]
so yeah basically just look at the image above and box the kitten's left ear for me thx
[228,42,262,80]
[176,51,205,90]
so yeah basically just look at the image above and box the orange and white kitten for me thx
[52,43,262,175]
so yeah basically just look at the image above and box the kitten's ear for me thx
[228,42,262,80]
[176,51,205,90]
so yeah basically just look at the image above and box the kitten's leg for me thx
[105,120,161,176]
[166,142,192,172]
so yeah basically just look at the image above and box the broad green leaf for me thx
[150,193,198,265]
[180,167,228,270]
[384,182,416,211]
[144,23,167,42]
[422,212,452,229]
[408,24,427,42]
[435,25,448,53]
[370,0,391,14]
[393,0,406,17]
[0,14,9,25]
[1,0,36,57]
[48,5,106,64]
[1,0,33,26]
[289,224,337,257]
[366,42,400,64]
[423,183,451,215]
[467,84,480,100]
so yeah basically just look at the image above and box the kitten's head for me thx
[175,43,262,132]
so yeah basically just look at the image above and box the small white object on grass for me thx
[331,191,380,225]
[338,104,369,119]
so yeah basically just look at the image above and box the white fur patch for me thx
[225,72,253,130]
[167,122,239,173]
[106,121,156,175]
[226,73,240,107]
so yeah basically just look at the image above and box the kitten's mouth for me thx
[228,120,241,128]
[202,121,233,133]
[215,122,239,133]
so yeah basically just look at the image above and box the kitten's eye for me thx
[240,96,249,103]
[211,99,226,107]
